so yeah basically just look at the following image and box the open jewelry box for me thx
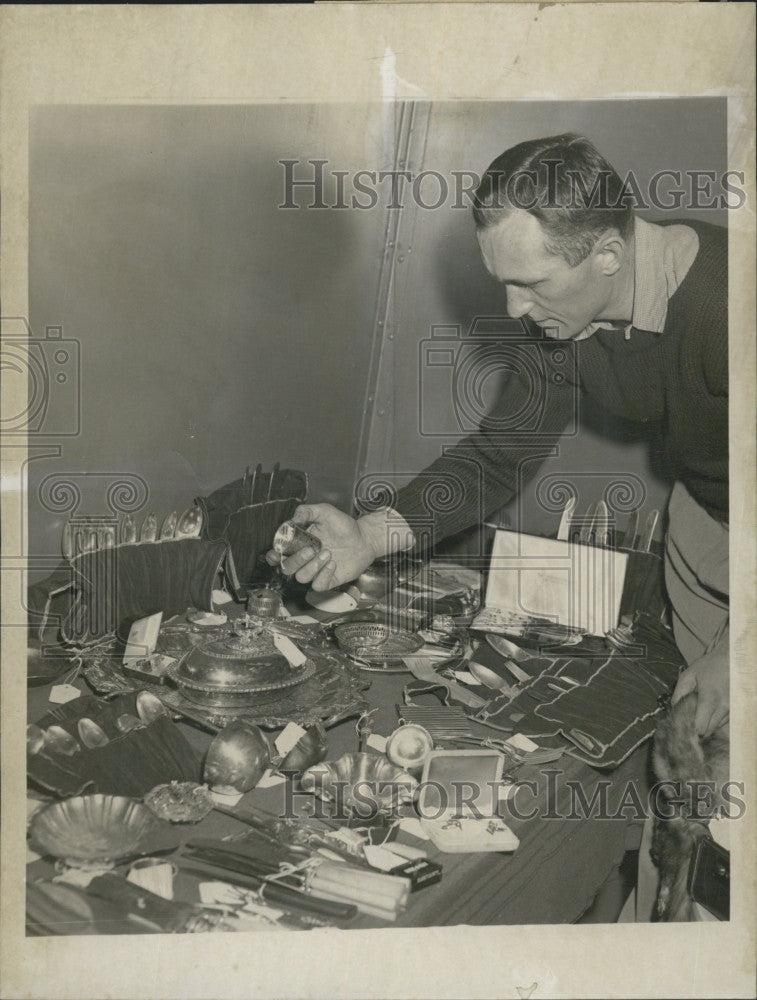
[417,750,520,853]
[473,527,665,637]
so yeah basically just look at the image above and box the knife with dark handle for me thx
[250,463,262,505]
[621,509,640,550]
[177,861,350,926]
[556,495,577,542]
[637,509,659,552]
[577,502,598,544]
[179,853,358,920]
[594,500,611,548]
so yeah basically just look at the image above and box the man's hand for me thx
[265,504,394,592]
[671,626,729,737]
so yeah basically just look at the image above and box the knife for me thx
[594,499,611,548]
[178,857,356,921]
[250,463,261,505]
[556,495,577,542]
[621,509,640,550]
[267,461,280,502]
[577,502,598,544]
[637,509,659,552]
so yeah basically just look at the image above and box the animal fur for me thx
[650,693,729,921]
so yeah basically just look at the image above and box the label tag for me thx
[48,684,80,704]
[272,633,307,668]
[365,733,387,753]
[275,722,307,756]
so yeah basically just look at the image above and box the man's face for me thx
[476,209,614,340]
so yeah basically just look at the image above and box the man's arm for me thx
[268,352,578,589]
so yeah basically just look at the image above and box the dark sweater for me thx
[394,219,728,545]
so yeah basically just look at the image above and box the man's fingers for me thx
[671,669,696,705]
[291,505,316,526]
[282,546,320,577]
[265,550,282,566]
[310,560,337,592]
[292,548,331,584]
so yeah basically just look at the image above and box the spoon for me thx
[115,713,145,734]
[140,511,158,543]
[467,661,516,695]
[160,510,178,539]
[77,718,110,749]
[27,724,46,755]
[121,513,138,545]
[175,506,203,538]
[136,690,169,724]
[44,725,81,755]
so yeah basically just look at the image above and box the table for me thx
[27,636,649,930]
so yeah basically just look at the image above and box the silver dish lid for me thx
[174,633,311,694]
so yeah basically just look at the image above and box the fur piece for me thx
[650,693,729,921]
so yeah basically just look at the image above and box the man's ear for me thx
[593,229,628,277]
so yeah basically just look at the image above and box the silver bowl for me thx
[29,794,161,869]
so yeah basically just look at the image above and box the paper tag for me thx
[271,633,307,668]
[365,734,387,753]
[398,817,430,841]
[506,733,540,753]
[275,721,307,756]
[364,845,405,872]
[48,683,80,704]
[209,788,244,807]
[255,768,287,789]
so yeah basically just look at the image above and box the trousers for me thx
[633,481,729,922]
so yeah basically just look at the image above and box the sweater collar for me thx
[574,217,699,341]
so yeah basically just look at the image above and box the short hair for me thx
[472,133,634,267]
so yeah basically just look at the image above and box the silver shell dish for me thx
[300,752,418,816]
[29,794,161,869]
[169,633,315,710]
[333,622,424,672]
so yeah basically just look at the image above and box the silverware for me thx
[160,510,178,539]
[556,495,576,542]
[140,511,158,543]
[77,718,110,749]
[622,509,640,550]
[45,725,81,755]
[576,502,598,544]
[115,713,145,734]
[121,514,137,545]
[99,525,116,549]
[175,506,203,538]
[135,690,169,724]
[637,509,659,552]
[467,661,516,694]
[485,633,532,662]
[251,463,262,505]
[594,499,611,547]
[61,522,75,561]
[27,724,47,755]
[267,462,279,502]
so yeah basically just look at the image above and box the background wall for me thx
[28,99,727,579]
[28,103,392,578]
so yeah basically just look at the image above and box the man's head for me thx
[472,134,635,340]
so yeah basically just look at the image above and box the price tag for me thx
[365,734,387,753]
[275,722,307,756]
[48,684,80,704]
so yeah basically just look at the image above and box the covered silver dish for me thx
[169,629,314,709]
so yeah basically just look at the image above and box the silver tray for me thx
[141,646,371,734]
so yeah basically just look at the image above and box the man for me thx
[267,133,729,739]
